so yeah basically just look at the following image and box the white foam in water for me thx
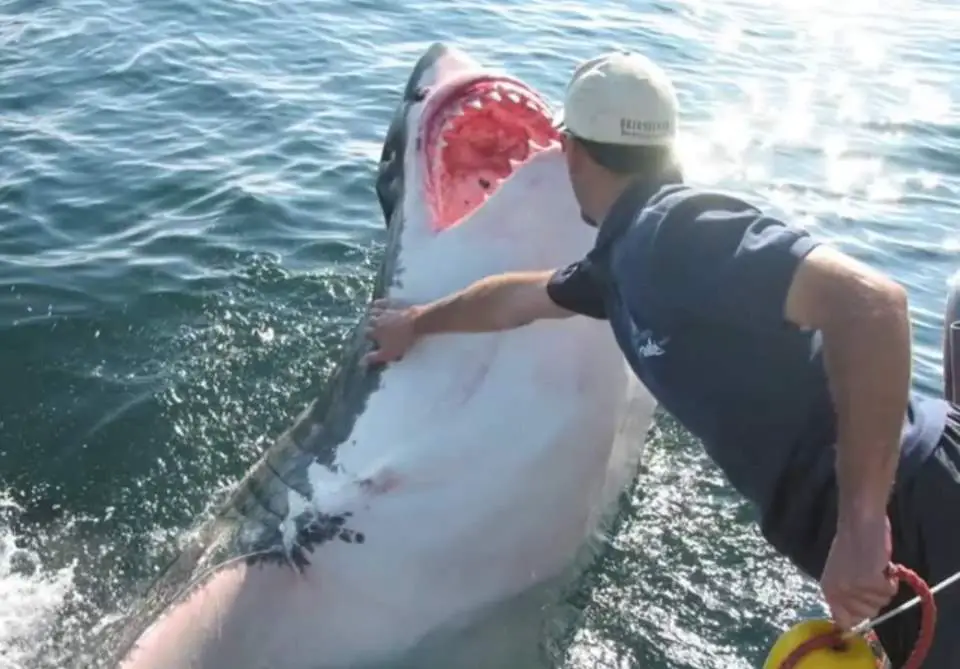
[0,494,75,669]
[278,462,363,556]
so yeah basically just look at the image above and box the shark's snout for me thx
[385,44,565,237]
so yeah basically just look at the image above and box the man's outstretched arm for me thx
[411,270,576,336]
[364,260,606,364]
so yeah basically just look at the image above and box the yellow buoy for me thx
[763,619,877,669]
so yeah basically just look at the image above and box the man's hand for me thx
[820,514,898,631]
[362,270,574,366]
[363,299,420,365]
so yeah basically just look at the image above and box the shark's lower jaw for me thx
[422,76,561,232]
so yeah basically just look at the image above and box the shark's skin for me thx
[106,43,658,669]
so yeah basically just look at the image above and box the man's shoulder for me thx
[634,185,803,252]
[604,183,797,269]
[612,185,809,281]
[614,184,756,245]
[642,184,763,221]
[598,183,688,251]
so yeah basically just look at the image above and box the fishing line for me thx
[847,565,960,638]
[161,547,285,613]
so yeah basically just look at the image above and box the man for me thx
[364,51,960,666]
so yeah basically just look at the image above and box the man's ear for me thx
[565,137,585,172]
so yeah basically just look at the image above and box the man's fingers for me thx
[828,602,859,631]
[363,347,404,366]
[833,585,894,607]
[867,579,898,604]
[883,573,899,597]
[368,307,396,323]
[838,577,898,605]
[371,297,410,310]
[363,349,386,365]
[842,598,879,622]
[827,590,892,631]
[853,592,894,612]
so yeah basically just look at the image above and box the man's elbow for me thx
[827,272,909,332]
[498,277,572,329]
[873,278,908,318]
[785,246,910,332]
[492,303,535,330]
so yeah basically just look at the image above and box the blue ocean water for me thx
[1,0,958,667]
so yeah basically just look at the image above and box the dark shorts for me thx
[790,405,960,667]
[874,404,960,667]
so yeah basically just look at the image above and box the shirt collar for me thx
[594,177,673,250]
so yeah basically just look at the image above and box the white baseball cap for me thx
[554,51,679,147]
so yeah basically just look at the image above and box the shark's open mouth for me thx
[423,76,560,232]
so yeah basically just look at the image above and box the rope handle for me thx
[778,563,937,669]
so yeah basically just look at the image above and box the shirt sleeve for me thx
[546,258,608,320]
[621,196,821,331]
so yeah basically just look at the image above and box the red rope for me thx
[777,563,937,669]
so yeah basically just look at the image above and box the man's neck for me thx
[587,177,635,226]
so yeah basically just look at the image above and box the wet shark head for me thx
[376,43,562,236]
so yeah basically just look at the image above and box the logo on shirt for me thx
[632,326,670,358]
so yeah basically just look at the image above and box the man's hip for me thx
[874,404,960,667]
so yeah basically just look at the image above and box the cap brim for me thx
[551,107,566,131]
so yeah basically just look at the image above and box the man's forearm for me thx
[822,280,912,522]
[412,271,554,336]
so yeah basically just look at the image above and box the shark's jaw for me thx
[418,71,560,232]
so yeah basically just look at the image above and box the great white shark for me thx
[101,43,658,669]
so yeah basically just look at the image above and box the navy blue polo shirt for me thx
[547,181,949,576]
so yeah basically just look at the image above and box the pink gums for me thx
[422,78,560,233]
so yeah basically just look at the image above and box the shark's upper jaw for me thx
[417,73,561,233]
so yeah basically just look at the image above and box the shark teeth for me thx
[435,82,551,140]
[442,83,549,121]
